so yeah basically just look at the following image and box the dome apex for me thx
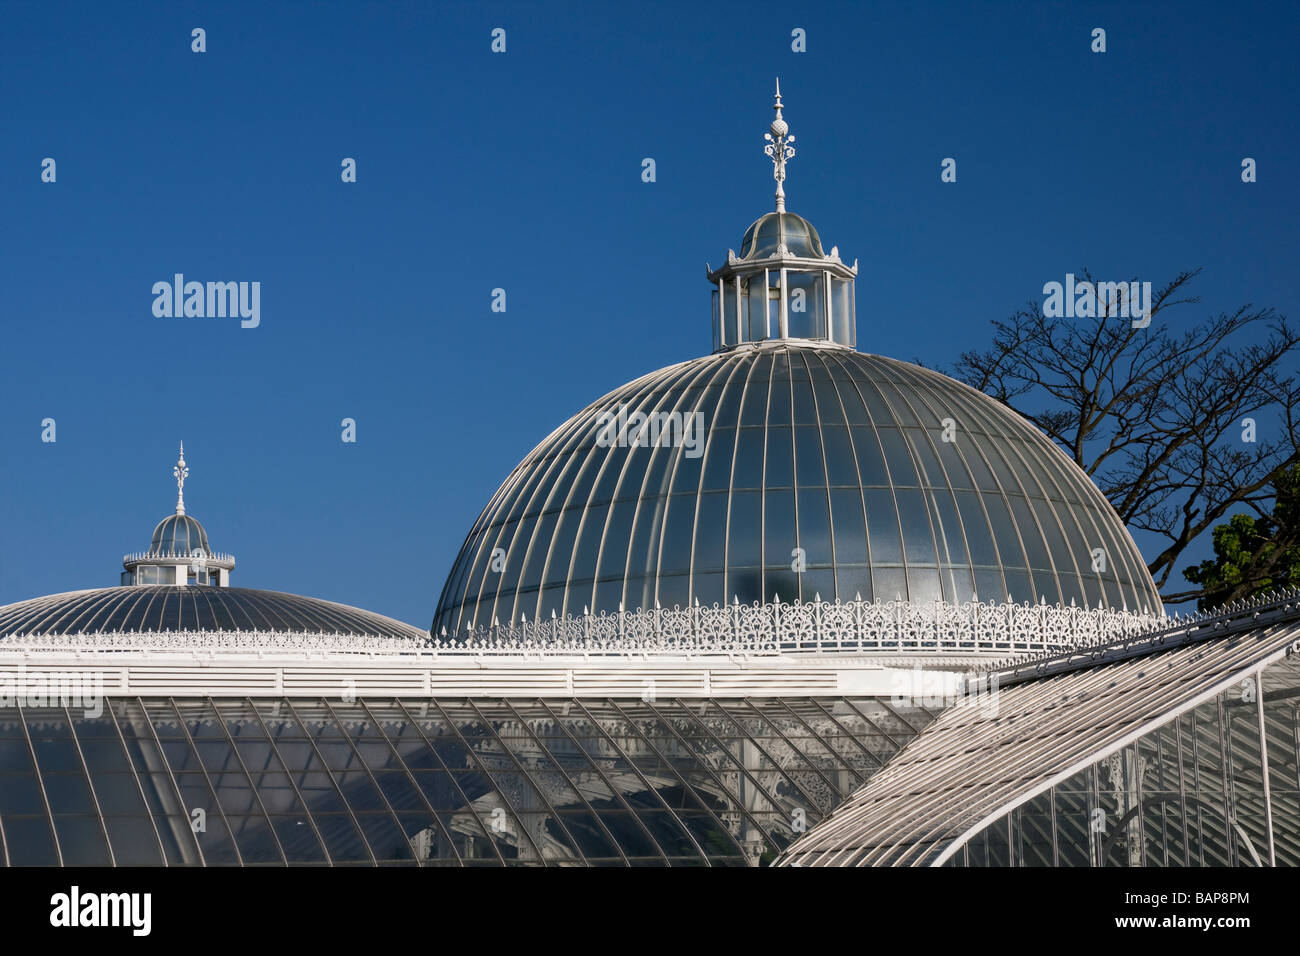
[149,513,211,557]
[121,442,235,587]
[739,211,825,260]
[707,86,857,352]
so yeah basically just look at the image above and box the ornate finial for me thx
[173,441,189,515]
[764,78,795,212]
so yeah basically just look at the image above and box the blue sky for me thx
[2,0,1296,625]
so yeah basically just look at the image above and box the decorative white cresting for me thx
[764,78,796,212]
[0,596,1164,660]
[173,441,189,515]
[439,596,1163,658]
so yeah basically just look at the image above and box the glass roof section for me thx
[775,590,1300,866]
[0,586,426,640]
[433,345,1162,635]
[0,695,935,866]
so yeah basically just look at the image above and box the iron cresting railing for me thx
[4,596,1163,658]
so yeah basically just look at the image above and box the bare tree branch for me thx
[952,269,1299,605]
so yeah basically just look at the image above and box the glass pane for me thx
[785,271,826,339]
[746,274,768,341]
[832,278,853,346]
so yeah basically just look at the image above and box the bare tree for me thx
[951,269,1300,604]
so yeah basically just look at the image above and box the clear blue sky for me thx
[2,0,1296,625]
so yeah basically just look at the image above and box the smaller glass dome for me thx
[739,212,825,260]
[149,514,211,557]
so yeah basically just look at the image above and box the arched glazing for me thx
[433,346,1161,635]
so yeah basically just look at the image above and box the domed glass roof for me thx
[433,344,1161,635]
[739,212,825,260]
[0,586,426,639]
[149,513,211,556]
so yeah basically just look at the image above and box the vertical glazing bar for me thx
[1292,702,1300,800]
[716,279,724,349]
[1189,711,1207,866]
[1153,730,1171,866]
[1254,671,1277,866]
[63,706,116,866]
[734,275,743,344]
[778,267,789,338]
[824,272,832,342]
[849,280,856,348]
[1134,743,1146,868]
[1088,763,1101,867]
[763,269,771,339]
[1216,695,1239,867]
[1173,715,1191,866]
[1049,786,1059,866]
[18,703,63,865]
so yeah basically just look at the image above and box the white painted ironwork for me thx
[3,596,1159,659]
[173,441,188,515]
[0,644,929,699]
[121,551,235,567]
[984,584,1300,678]
[1,630,423,653]
[437,596,1161,657]
[764,78,795,212]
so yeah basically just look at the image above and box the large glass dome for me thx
[434,342,1162,634]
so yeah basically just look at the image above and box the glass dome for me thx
[149,514,211,557]
[433,344,1162,634]
[739,212,825,260]
[0,586,426,639]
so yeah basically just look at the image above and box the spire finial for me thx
[764,78,795,212]
[173,441,189,515]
